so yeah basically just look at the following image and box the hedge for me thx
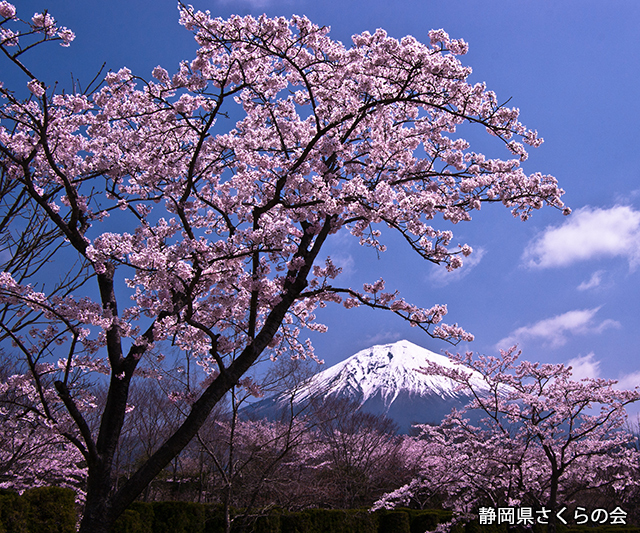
[1,490,638,533]
[106,503,640,533]
[0,487,76,533]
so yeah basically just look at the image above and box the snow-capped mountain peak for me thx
[245,340,488,433]
[297,339,482,405]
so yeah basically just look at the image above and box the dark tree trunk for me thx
[79,466,117,533]
[546,472,560,533]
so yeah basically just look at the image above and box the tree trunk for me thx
[546,473,560,533]
[79,508,114,533]
[79,467,116,533]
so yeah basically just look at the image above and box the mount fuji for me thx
[249,339,489,433]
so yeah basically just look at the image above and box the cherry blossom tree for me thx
[0,3,568,531]
[0,361,86,497]
[375,347,640,532]
[192,395,408,519]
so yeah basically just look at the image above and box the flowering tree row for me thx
[0,358,86,497]
[2,350,639,531]
[374,348,640,532]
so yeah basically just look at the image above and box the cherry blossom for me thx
[0,5,566,531]
[0,372,87,499]
[375,347,640,532]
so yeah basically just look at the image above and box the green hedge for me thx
[378,510,410,533]
[111,505,425,533]
[0,487,76,533]
[107,503,640,533]
[5,488,638,533]
[279,509,377,533]
[111,502,205,533]
[108,506,466,533]
[152,502,206,533]
[110,502,155,533]
[407,509,451,533]
[251,513,280,533]
[0,490,27,533]
[0,492,626,533]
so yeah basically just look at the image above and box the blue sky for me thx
[13,1,640,393]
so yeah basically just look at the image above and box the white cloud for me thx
[331,253,355,278]
[615,371,640,391]
[365,330,403,345]
[496,307,620,350]
[322,228,357,278]
[557,355,640,417]
[522,205,640,269]
[562,353,640,390]
[614,371,640,418]
[577,270,605,291]
[566,353,601,380]
[429,247,485,286]
[562,355,640,416]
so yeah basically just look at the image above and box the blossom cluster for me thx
[0,2,74,55]
[0,373,87,498]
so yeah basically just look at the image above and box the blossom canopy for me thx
[0,4,566,532]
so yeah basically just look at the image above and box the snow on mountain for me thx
[294,339,484,404]
[249,340,489,433]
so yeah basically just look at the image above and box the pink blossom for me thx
[0,28,18,46]
[27,79,45,97]
[31,12,55,30]
[0,1,15,19]
[57,27,75,46]
[380,348,640,523]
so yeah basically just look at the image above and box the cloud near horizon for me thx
[496,307,620,350]
[563,353,640,418]
[563,355,640,417]
[564,353,640,396]
[522,205,640,269]
[565,353,601,380]
[365,330,403,346]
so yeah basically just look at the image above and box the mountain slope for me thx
[249,339,488,433]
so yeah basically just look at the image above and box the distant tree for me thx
[0,359,86,496]
[313,396,404,508]
[375,347,640,532]
[0,3,567,531]
[194,358,317,533]
[107,377,187,502]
